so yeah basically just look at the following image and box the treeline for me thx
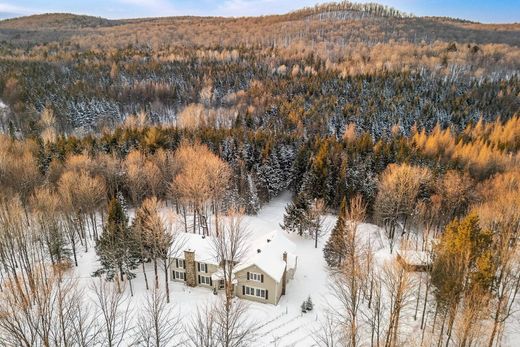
[289,1,411,19]
[0,46,518,137]
[1,111,518,223]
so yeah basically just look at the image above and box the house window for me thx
[176,259,185,269]
[219,280,225,289]
[173,271,186,281]
[244,286,267,299]
[197,262,208,273]
[249,272,262,282]
[199,275,212,285]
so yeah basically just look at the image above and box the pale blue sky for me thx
[0,0,518,23]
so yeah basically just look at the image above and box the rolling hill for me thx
[0,3,518,48]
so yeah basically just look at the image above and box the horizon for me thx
[0,0,518,24]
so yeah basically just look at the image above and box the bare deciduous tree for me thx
[381,260,416,347]
[375,164,432,253]
[91,279,133,347]
[171,141,230,235]
[314,311,341,347]
[328,195,367,347]
[0,265,98,347]
[132,288,181,347]
[212,209,249,309]
[186,297,256,347]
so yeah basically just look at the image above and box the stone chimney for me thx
[281,251,288,295]
[184,250,197,287]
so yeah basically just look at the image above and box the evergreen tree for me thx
[323,197,347,267]
[281,192,312,236]
[431,213,494,316]
[305,296,314,311]
[94,197,140,290]
[301,301,307,313]
[48,222,71,266]
[116,190,129,214]
[245,174,260,214]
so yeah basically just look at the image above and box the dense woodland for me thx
[0,1,519,346]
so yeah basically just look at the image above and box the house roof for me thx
[235,230,297,282]
[174,233,219,265]
[211,269,238,283]
[172,230,297,283]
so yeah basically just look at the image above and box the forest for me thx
[0,1,519,346]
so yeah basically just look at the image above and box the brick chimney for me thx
[281,251,287,295]
[184,250,197,287]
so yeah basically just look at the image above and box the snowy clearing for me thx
[65,192,520,346]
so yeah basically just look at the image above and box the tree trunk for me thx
[142,261,149,290]
[444,304,457,347]
[436,310,447,347]
[415,275,422,320]
[193,206,197,234]
[153,257,159,289]
[71,237,78,267]
[421,280,431,329]
[182,205,188,233]
[164,258,170,303]
[215,201,219,237]
[488,300,502,347]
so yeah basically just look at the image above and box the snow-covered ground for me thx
[67,192,520,346]
[71,192,340,346]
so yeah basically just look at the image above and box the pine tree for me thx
[305,296,314,311]
[94,197,140,292]
[245,174,260,214]
[323,197,347,267]
[117,190,129,214]
[281,192,312,236]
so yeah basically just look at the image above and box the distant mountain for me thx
[0,3,518,48]
[0,13,120,30]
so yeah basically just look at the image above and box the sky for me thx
[0,0,518,23]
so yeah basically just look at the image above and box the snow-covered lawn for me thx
[66,192,520,346]
[68,192,343,346]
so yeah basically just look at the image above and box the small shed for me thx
[396,250,432,272]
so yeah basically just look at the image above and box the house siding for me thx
[196,262,218,287]
[170,256,220,287]
[169,254,290,305]
[235,264,282,305]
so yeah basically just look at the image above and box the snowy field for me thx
[67,192,520,346]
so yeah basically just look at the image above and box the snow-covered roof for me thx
[396,250,431,266]
[211,269,238,284]
[235,230,297,282]
[172,230,297,282]
[173,233,219,265]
